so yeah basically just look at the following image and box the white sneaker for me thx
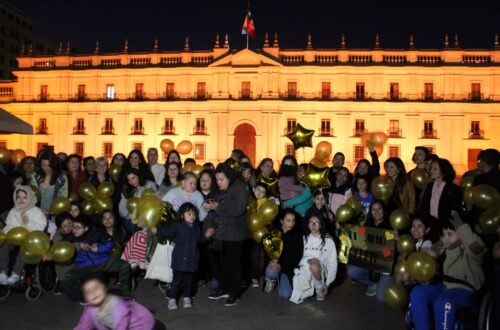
[264,279,276,293]
[316,290,325,301]
[167,298,178,310]
[6,273,20,286]
[251,278,260,288]
[183,297,192,308]
[0,272,7,285]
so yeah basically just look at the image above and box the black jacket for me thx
[157,221,201,272]
[278,229,304,283]
[418,181,461,229]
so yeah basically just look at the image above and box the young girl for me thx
[162,172,207,221]
[352,175,374,215]
[278,156,304,202]
[151,203,201,310]
[0,185,47,286]
[410,211,486,330]
[304,190,335,235]
[74,273,155,330]
[264,209,303,300]
[290,216,338,304]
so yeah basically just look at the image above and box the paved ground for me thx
[0,277,405,330]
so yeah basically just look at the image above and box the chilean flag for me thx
[242,11,255,39]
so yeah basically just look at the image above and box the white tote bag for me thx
[145,241,173,283]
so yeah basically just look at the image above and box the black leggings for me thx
[169,270,195,299]
[220,240,244,298]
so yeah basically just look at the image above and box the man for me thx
[147,148,166,187]
[328,152,352,185]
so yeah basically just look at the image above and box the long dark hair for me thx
[215,163,236,187]
[432,158,456,183]
[111,153,126,165]
[197,168,216,197]
[17,156,38,183]
[365,199,388,227]
[166,150,182,165]
[278,155,299,181]
[255,158,276,178]
[37,152,63,185]
[162,162,182,186]
[384,157,408,192]
[304,215,328,248]
[101,211,127,245]
[122,168,146,198]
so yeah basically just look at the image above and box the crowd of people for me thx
[0,144,499,330]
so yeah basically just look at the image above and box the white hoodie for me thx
[4,185,47,233]
[299,234,338,286]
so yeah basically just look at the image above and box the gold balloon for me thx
[137,195,164,229]
[94,197,113,213]
[471,184,499,210]
[285,123,315,150]
[192,164,204,178]
[80,200,96,216]
[20,245,43,264]
[336,204,355,223]
[141,188,156,197]
[406,251,437,283]
[397,234,416,255]
[360,133,371,146]
[384,281,408,310]
[23,230,50,256]
[410,169,430,190]
[262,230,284,260]
[373,145,384,157]
[390,209,410,230]
[369,131,388,147]
[10,149,26,165]
[7,226,29,245]
[250,226,269,243]
[177,140,193,155]
[460,175,475,191]
[394,259,407,275]
[49,240,76,263]
[127,197,140,214]
[478,208,500,234]
[183,163,196,173]
[315,141,332,162]
[160,139,175,153]
[79,182,97,201]
[97,182,115,198]
[225,158,240,170]
[50,196,71,214]
[68,192,79,203]
[0,231,6,245]
[0,148,11,165]
[108,164,122,181]
[371,176,395,204]
[345,197,363,216]
[257,175,279,196]
[257,200,279,224]
[309,157,329,168]
[246,211,265,232]
[463,187,474,205]
[301,164,331,191]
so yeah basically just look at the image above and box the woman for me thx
[384,157,416,215]
[204,163,249,307]
[159,162,182,195]
[111,153,126,167]
[118,168,157,233]
[16,156,38,185]
[90,157,112,187]
[162,172,207,221]
[290,216,337,304]
[123,150,155,184]
[0,186,47,286]
[352,175,374,215]
[198,169,216,200]
[278,155,303,203]
[238,162,255,190]
[264,209,303,300]
[166,150,182,166]
[353,142,380,185]
[100,211,128,257]
[346,199,393,302]
[31,152,68,217]
[66,154,86,195]
[418,158,461,232]
[408,146,431,203]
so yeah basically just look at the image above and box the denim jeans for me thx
[347,264,393,303]
[0,243,24,275]
[265,266,293,300]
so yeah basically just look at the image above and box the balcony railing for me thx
[193,126,207,135]
[195,92,210,100]
[354,92,366,100]
[387,92,402,100]
[131,127,144,135]
[319,128,334,136]
[280,91,301,100]
[162,127,176,135]
[469,130,484,139]
[319,92,334,100]
[38,94,49,101]
[422,129,438,139]
[101,127,115,135]
[421,92,439,101]
[387,128,402,138]
[468,93,483,101]
[132,92,146,100]
[162,92,177,100]
[70,93,88,101]
[36,126,48,134]
[353,128,368,137]
[73,127,86,134]
[239,91,253,100]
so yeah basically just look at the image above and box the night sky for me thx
[7,0,500,53]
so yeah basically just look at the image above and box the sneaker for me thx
[53,279,63,295]
[198,280,207,289]
[167,298,178,310]
[208,290,229,300]
[316,290,325,301]
[0,272,8,286]
[79,301,87,306]
[130,262,139,270]
[6,273,20,286]
[365,284,377,297]
[264,279,276,293]
[224,295,239,307]
[183,297,192,308]
[251,279,259,288]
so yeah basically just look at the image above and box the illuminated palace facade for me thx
[0,33,499,173]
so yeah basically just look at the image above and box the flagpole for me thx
[246,1,250,49]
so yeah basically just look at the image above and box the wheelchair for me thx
[404,289,494,330]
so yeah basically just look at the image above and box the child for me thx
[278,156,304,202]
[151,202,201,310]
[352,175,374,215]
[264,209,303,300]
[162,172,207,221]
[304,190,335,234]
[290,216,338,304]
[409,211,486,330]
[74,273,155,330]
[0,185,47,286]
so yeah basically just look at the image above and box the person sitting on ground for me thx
[74,272,155,330]
[290,215,337,304]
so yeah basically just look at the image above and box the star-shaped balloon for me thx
[286,123,314,150]
[300,164,331,191]
[257,175,279,196]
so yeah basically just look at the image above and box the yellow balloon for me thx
[463,187,474,205]
[68,192,79,203]
[397,234,416,255]
[410,169,430,190]
[94,197,113,214]
[479,208,500,234]
[0,148,11,165]
[177,140,193,155]
[406,251,437,283]
[141,188,156,198]
[345,197,363,216]
[7,227,29,245]
[394,259,407,275]
[369,131,388,147]
[246,212,264,232]
[257,175,279,197]
[80,200,96,215]
[192,164,204,178]
[97,182,115,198]
[285,123,314,150]
[79,183,97,201]
[460,175,475,191]
[371,176,395,204]
[301,164,331,191]
[336,204,354,223]
[257,200,279,224]
[250,226,269,243]
[262,230,284,260]
[20,245,43,264]
[24,230,50,256]
[49,240,76,263]
[137,195,164,229]
[384,281,408,310]
[160,139,175,153]
[108,164,122,181]
[471,184,499,210]
[127,197,140,214]
[247,196,258,214]
[390,209,410,230]
[50,196,71,214]
[183,163,196,173]
[0,231,6,245]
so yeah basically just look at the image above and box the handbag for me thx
[145,241,173,283]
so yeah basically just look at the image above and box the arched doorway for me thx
[233,123,256,165]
